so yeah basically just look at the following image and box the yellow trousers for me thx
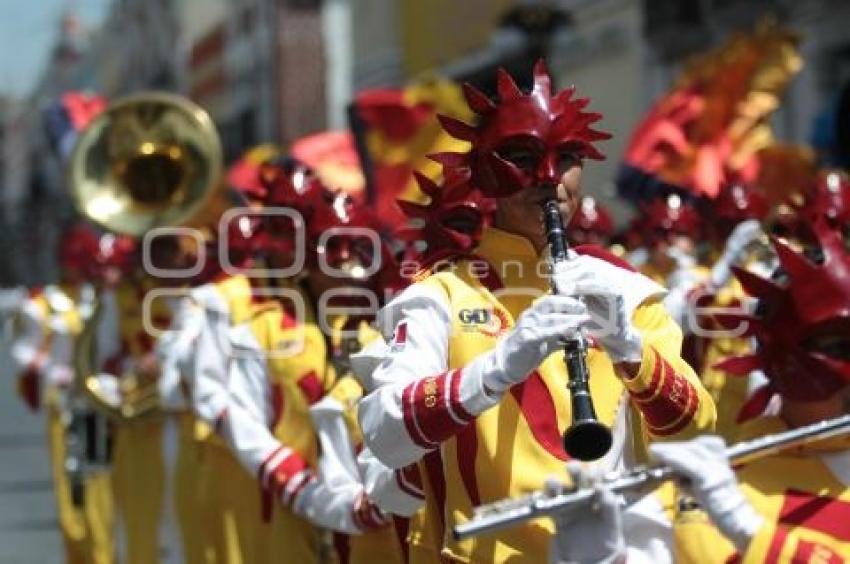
[46,407,114,564]
[111,420,165,564]
[198,437,274,564]
[175,417,210,564]
[268,506,320,564]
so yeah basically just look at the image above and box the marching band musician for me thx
[258,158,415,563]
[81,227,182,564]
[628,195,706,330]
[142,232,213,564]
[627,193,766,440]
[100,249,173,564]
[356,61,716,563]
[10,223,113,564]
[90,229,208,564]
[611,23,803,448]
[81,194,219,564]
[351,160,494,563]
[565,196,615,248]
[692,180,773,440]
[551,213,850,563]
[120,231,207,563]
[156,158,282,564]
[215,157,395,563]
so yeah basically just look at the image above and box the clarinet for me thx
[543,200,613,461]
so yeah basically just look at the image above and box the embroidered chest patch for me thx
[457,307,508,337]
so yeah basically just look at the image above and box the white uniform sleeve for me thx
[310,394,360,487]
[349,338,391,393]
[10,300,46,374]
[221,324,315,524]
[356,283,452,469]
[219,323,279,475]
[43,315,74,389]
[222,327,386,533]
[190,286,233,425]
[292,396,389,534]
[358,446,424,517]
[294,478,386,534]
[156,295,202,411]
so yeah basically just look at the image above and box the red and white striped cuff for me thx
[401,369,476,450]
[257,446,314,521]
[394,464,424,500]
[352,491,388,531]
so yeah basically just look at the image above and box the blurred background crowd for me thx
[0,0,848,288]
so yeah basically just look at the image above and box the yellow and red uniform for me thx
[321,316,410,564]
[324,376,410,564]
[183,272,271,564]
[221,286,333,563]
[359,227,716,563]
[12,283,114,564]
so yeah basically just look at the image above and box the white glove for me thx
[665,246,696,272]
[295,479,390,534]
[553,257,643,363]
[358,448,425,517]
[710,220,764,289]
[90,373,122,408]
[467,294,590,395]
[649,436,764,551]
[46,364,75,389]
[550,461,626,564]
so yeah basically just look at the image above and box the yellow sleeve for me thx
[327,376,366,447]
[743,522,850,563]
[623,297,717,440]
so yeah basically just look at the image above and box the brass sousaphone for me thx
[70,92,225,421]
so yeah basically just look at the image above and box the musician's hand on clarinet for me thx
[550,461,626,564]
[650,436,764,552]
[468,295,591,395]
[552,256,643,364]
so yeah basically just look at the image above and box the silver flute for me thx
[453,412,850,540]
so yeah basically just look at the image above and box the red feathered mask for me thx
[715,217,850,402]
[635,195,703,244]
[438,60,610,197]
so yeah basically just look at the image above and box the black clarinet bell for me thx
[563,419,613,461]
